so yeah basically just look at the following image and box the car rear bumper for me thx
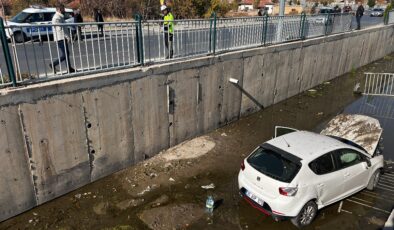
[239,188,290,221]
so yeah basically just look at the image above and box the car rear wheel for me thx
[367,170,380,191]
[291,201,317,228]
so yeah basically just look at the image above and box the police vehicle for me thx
[5,5,76,43]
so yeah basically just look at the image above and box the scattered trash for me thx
[28,219,33,224]
[317,112,324,116]
[308,89,317,93]
[74,194,82,199]
[324,81,331,85]
[32,212,38,216]
[221,133,227,137]
[353,82,361,94]
[201,183,215,190]
[184,184,191,189]
[112,187,117,192]
[137,184,159,196]
[206,196,214,213]
[83,193,88,196]
[149,173,158,178]
[93,195,96,199]
[169,177,175,182]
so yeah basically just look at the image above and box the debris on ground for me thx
[221,133,227,137]
[137,184,159,196]
[169,177,175,182]
[150,194,169,208]
[161,136,215,161]
[74,194,82,199]
[201,183,215,190]
[116,198,145,210]
[93,202,110,215]
[139,204,204,230]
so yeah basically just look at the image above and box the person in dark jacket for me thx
[94,9,104,36]
[355,2,364,30]
[74,9,83,40]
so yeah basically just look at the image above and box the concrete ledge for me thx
[1,24,393,107]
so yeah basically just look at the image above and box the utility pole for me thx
[276,0,285,42]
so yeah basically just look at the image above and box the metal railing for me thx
[1,21,139,85]
[0,13,356,88]
[364,73,394,96]
[142,18,212,63]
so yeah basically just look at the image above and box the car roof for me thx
[22,7,73,14]
[265,131,350,162]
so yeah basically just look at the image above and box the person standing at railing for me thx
[74,9,83,41]
[161,5,174,59]
[94,9,104,36]
[49,3,75,74]
[356,1,364,30]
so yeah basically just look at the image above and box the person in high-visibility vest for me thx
[161,5,174,59]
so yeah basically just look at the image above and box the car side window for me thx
[27,13,45,23]
[335,149,363,169]
[44,13,55,22]
[309,153,335,175]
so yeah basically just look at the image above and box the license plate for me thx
[245,189,264,206]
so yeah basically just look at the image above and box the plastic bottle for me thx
[206,195,214,213]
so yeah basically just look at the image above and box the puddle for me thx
[1,55,393,230]
[344,95,394,161]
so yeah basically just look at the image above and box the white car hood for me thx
[320,114,382,156]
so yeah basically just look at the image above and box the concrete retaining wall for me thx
[0,25,393,222]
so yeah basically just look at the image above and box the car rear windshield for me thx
[247,147,301,183]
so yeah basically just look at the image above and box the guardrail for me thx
[364,73,394,96]
[0,13,354,88]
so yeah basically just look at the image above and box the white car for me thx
[238,114,384,228]
[370,8,384,17]
[5,5,75,43]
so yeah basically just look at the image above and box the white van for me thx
[5,5,75,43]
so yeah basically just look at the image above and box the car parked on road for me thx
[5,5,75,43]
[343,5,352,13]
[238,114,384,228]
[370,8,384,17]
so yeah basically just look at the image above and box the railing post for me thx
[0,17,16,87]
[324,13,330,35]
[134,14,144,65]
[262,15,268,45]
[209,12,217,55]
[299,12,306,40]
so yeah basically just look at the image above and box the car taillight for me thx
[279,187,298,196]
[241,161,245,171]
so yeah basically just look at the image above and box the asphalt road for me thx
[0,16,384,84]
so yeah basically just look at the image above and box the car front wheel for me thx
[367,170,380,191]
[14,31,26,43]
[291,200,318,228]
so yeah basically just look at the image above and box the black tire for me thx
[291,201,318,228]
[13,31,26,43]
[367,170,380,191]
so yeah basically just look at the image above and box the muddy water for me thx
[1,55,394,230]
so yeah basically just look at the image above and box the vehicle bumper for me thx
[239,188,290,221]
[238,172,303,218]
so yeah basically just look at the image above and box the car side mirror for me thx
[365,158,371,167]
